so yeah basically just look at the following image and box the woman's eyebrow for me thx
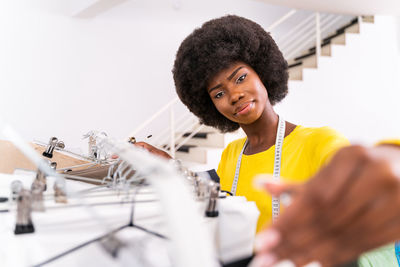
[227,66,244,81]
[208,84,222,93]
[208,66,244,93]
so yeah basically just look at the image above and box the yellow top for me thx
[217,125,350,232]
[376,139,400,147]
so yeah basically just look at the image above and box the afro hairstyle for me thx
[172,15,288,132]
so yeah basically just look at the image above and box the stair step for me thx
[173,130,244,165]
[176,144,197,153]
[178,130,244,148]
[179,132,223,148]
[302,55,317,68]
[175,147,224,166]
[307,41,332,55]
[182,132,208,139]
[345,22,360,34]
[362,16,374,23]
[288,61,302,68]
[175,146,207,163]
[288,64,303,80]
[329,32,346,45]
[335,17,358,35]
[321,44,332,56]
[189,124,220,133]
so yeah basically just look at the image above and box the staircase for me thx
[276,15,400,145]
[288,16,373,81]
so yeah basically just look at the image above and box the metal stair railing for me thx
[276,13,316,52]
[278,11,355,61]
[165,124,206,152]
[155,114,200,151]
[267,9,297,31]
[284,14,347,60]
[150,111,195,146]
[129,97,179,138]
[128,96,203,158]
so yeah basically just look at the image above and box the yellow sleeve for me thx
[375,139,400,147]
[312,127,350,170]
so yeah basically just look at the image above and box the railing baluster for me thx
[170,107,175,158]
[152,112,190,146]
[267,9,297,32]
[175,124,205,152]
[129,97,179,138]
[283,23,318,59]
[280,17,317,55]
[315,12,321,65]
[276,14,315,50]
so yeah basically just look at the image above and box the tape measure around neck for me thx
[272,116,285,221]
[231,116,286,221]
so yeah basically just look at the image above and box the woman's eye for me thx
[215,91,224,99]
[236,73,247,83]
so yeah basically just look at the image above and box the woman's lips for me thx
[235,102,254,115]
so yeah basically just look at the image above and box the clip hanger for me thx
[42,137,65,158]
[14,189,35,235]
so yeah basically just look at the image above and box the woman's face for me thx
[207,62,269,125]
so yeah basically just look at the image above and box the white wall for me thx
[1,1,399,153]
[0,0,290,153]
[276,16,400,145]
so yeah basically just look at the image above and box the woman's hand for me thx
[253,144,400,267]
[133,142,173,160]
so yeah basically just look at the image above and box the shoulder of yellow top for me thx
[375,139,400,147]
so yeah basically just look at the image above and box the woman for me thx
[164,15,398,267]
[136,15,349,233]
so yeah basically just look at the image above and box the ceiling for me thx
[256,0,400,16]
[10,0,400,19]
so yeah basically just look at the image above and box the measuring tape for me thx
[231,116,285,221]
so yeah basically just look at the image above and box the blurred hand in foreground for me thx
[253,144,400,267]
[133,142,172,160]
[111,141,172,160]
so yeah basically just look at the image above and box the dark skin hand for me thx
[111,142,172,159]
[253,144,400,267]
[133,141,172,160]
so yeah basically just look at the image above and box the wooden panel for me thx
[0,140,89,174]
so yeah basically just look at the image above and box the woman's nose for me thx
[230,89,245,105]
